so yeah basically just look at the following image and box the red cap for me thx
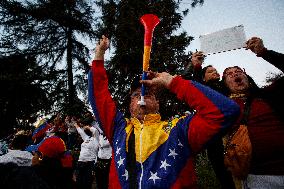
[38,136,66,158]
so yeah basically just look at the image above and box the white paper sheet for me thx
[199,25,247,55]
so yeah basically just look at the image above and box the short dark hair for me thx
[129,75,141,94]
[84,128,93,137]
[201,65,214,81]
[81,116,93,126]
[222,66,244,80]
[10,134,29,150]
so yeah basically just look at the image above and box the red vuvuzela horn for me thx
[138,14,160,106]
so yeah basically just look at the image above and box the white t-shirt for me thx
[76,127,100,162]
[0,149,33,166]
[92,121,112,159]
[98,135,112,159]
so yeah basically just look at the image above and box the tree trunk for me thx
[66,28,75,106]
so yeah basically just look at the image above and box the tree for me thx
[95,0,204,119]
[265,72,284,85]
[0,55,50,137]
[0,0,97,114]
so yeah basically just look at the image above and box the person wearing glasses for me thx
[222,37,284,189]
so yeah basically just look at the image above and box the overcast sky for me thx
[180,0,284,86]
[101,0,284,86]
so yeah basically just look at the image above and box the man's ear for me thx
[129,101,134,115]
[156,100,160,111]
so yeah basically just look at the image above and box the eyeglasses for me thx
[224,69,245,78]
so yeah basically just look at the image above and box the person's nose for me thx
[235,71,243,77]
[212,70,219,75]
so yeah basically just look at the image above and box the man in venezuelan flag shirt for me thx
[88,35,240,189]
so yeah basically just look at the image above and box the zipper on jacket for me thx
[139,124,144,189]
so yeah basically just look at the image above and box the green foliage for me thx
[195,151,221,189]
[0,0,97,119]
[95,0,203,119]
[265,71,284,85]
[0,0,205,133]
[0,55,51,137]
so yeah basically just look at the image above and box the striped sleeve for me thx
[88,60,117,143]
[169,76,240,152]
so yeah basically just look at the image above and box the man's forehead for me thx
[131,88,158,99]
[206,67,217,71]
[132,87,155,93]
[131,87,141,94]
[225,66,242,72]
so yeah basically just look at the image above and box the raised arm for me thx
[182,51,205,81]
[246,37,284,72]
[142,73,240,152]
[171,77,239,152]
[190,51,205,82]
[88,35,117,143]
[75,123,88,141]
[89,126,100,140]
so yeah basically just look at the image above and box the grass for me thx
[195,150,222,189]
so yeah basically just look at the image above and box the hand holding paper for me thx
[191,51,205,67]
[246,37,266,56]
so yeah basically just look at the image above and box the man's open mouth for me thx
[234,77,242,83]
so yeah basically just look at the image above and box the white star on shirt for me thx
[116,147,121,156]
[168,148,178,159]
[178,139,183,147]
[117,156,125,168]
[160,159,171,171]
[122,169,128,180]
[148,171,161,184]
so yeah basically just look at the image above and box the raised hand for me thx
[191,51,205,67]
[140,71,176,89]
[246,37,266,56]
[94,35,110,60]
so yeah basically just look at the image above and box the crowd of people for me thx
[0,35,283,189]
[183,36,284,188]
[0,112,112,189]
